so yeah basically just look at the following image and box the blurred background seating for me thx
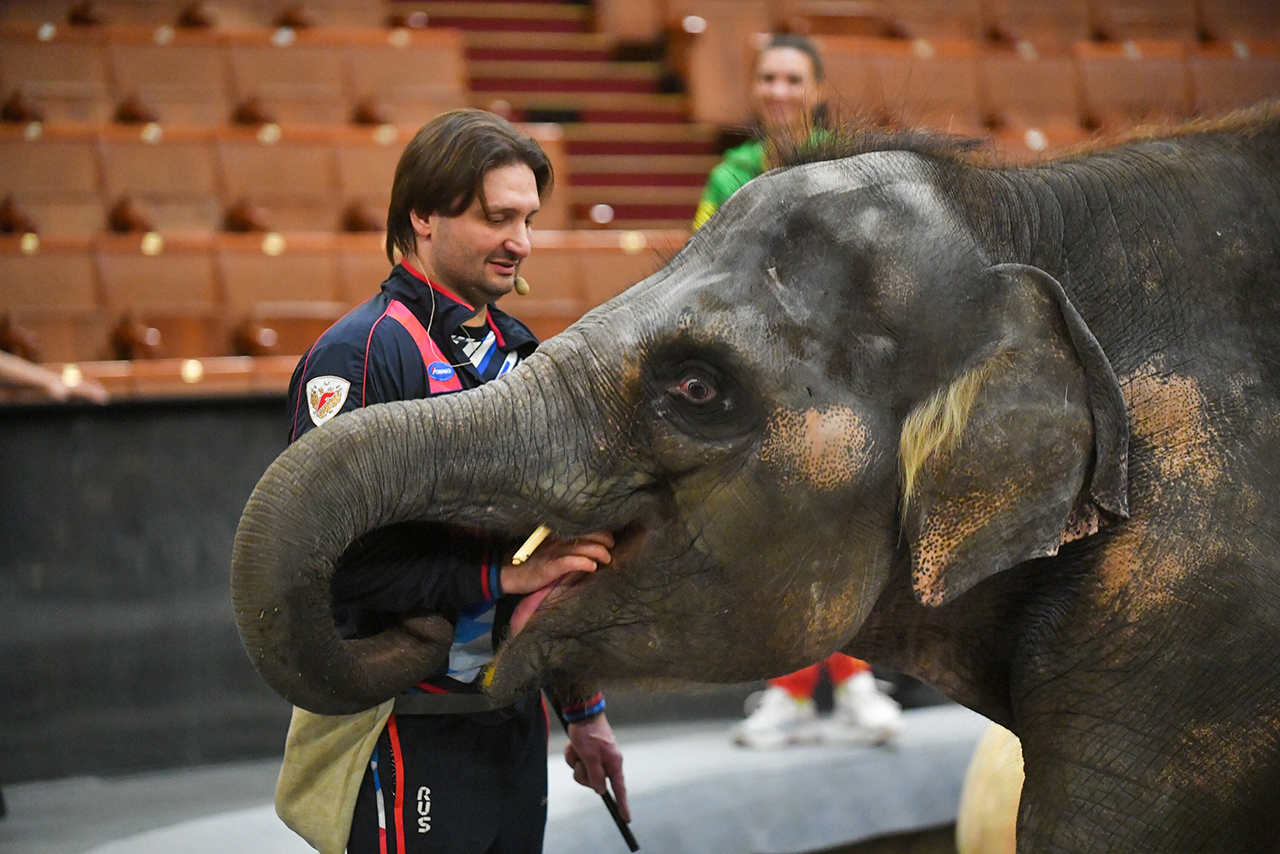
[0,0,1276,404]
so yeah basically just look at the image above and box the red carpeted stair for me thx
[397,0,710,228]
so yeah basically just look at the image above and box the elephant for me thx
[233,103,1280,852]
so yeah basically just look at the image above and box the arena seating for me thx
[0,227,685,395]
[1076,39,1193,128]
[106,26,230,125]
[1,0,1279,403]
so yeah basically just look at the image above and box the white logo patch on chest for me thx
[306,375,350,426]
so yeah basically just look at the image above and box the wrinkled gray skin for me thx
[234,110,1280,852]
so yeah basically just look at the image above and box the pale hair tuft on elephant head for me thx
[898,357,1006,510]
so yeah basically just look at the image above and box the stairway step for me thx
[575,217,696,231]
[399,1,589,31]
[569,186,704,204]
[471,77,657,93]
[471,92,683,110]
[470,60,661,80]
[465,31,616,49]
[398,1,591,20]
[465,30,616,60]
[567,140,718,155]
[568,153,721,174]
[470,91,687,123]
[564,124,720,155]
[429,16,587,31]
[573,202,698,223]
[561,122,719,142]
[573,173,708,187]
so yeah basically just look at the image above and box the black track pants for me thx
[347,698,548,854]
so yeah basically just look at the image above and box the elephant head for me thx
[232,149,1126,715]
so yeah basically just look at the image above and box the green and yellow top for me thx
[692,139,767,231]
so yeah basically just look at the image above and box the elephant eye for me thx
[670,375,717,404]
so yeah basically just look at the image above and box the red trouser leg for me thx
[823,653,870,685]
[769,655,871,698]
[769,664,822,698]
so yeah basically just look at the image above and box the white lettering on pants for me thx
[417,786,431,833]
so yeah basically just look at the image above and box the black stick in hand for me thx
[553,707,640,851]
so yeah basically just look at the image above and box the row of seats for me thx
[2,39,1273,236]
[6,0,1279,44]
[0,0,396,30]
[816,36,1279,142]
[0,122,570,236]
[780,0,1280,43]
[6,22,1278,132]
[0,229,685,365]
[0,23,467,126]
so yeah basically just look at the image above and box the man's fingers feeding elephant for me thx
[505,531,615,635]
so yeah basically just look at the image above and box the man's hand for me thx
[500,531,614,595]
[565,713,630,823]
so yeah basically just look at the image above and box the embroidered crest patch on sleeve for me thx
[306,375,351,426]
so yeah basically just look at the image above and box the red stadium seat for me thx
[346,27,468,126]
[777,0,899,38]
[214,232,340,315]
[1087,0,1199,42]
[980,0,1090,47]
[106,26,231,126]
[980,43,1081,129]
[225,28,351,125]
[0,234,107,362]
[274,0,388,28]
[99,125,222,236]
[334,232,393,308]
[215,126,340,233]
[242,299,347,356]
[1190,41,1280,118]
[0,25,112,123]
[848,37,984,133]
[1199,0,1280,42]
[333,125,405,231]
[891,0,984,39]
[81,1,191,26]
[95,233,226,358]
[0,3,73,25]
[1076,40,1192,129]
[0,124,102,234]
[818,37,874,121]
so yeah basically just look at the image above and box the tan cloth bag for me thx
[275,700,395,854]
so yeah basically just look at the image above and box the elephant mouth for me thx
[510,569,588,635]
[507,521,652,637]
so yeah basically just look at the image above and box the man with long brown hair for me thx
[279,109,628,854]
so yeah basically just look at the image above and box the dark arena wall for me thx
[0,396,782,785]
[0,396,291,783]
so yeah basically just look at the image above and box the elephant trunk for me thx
[231,374,553,715]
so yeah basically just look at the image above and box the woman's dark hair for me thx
[385,109,553,264]
[759,33,825,83]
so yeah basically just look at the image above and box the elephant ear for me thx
[902,263,1128,607]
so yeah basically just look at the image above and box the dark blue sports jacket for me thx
[286,262,538,693]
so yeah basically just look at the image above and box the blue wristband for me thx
[561,693,606,723]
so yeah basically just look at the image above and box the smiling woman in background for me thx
[692,33,829,232]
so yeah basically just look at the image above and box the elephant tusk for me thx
[510,524,552,565]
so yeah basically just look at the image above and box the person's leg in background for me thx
[730,664,823,748]
[825,654,903,745]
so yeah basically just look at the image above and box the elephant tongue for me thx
[510,571,586,636]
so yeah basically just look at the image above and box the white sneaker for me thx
[730,686,818,749]
[825,671,904,746]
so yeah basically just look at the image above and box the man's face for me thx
[414,163,541,308]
